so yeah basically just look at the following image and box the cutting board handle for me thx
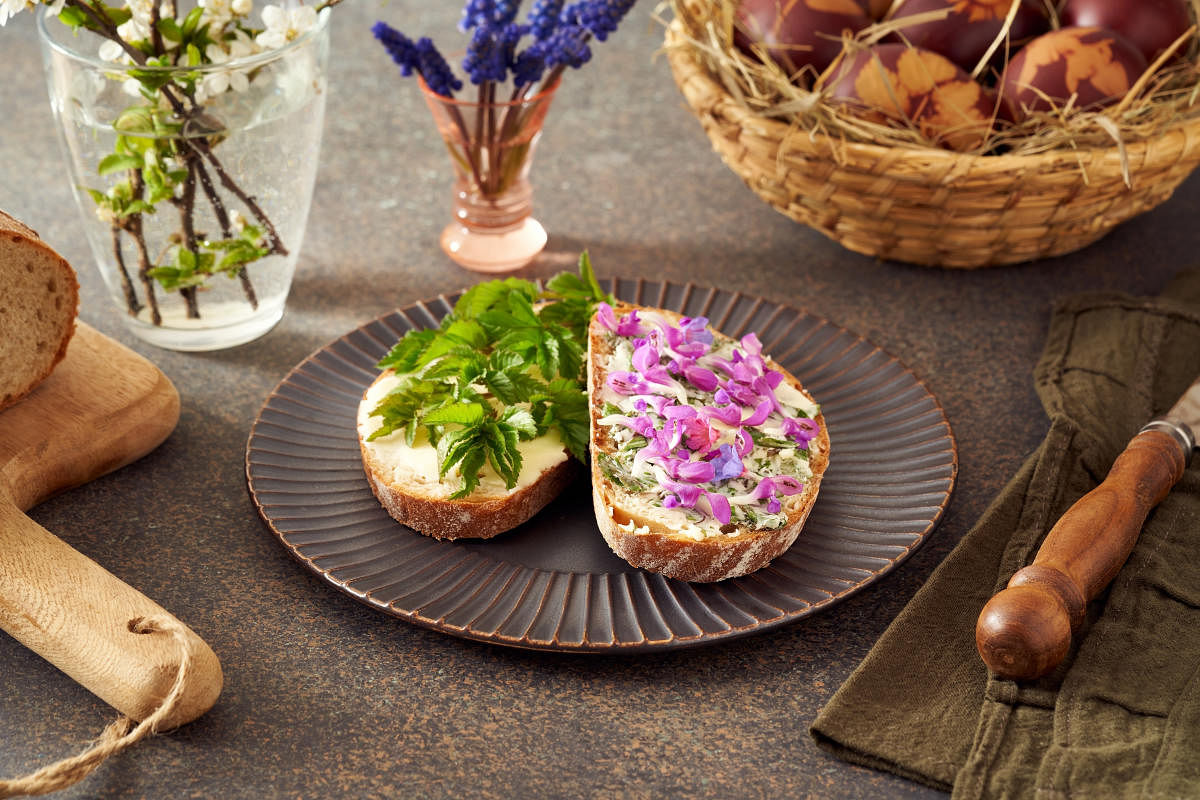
[0,501,222,729]
[975,429,1189,680]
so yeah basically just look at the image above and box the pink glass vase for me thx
[420,78,560,273]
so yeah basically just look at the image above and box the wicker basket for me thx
[663,18,1200,268]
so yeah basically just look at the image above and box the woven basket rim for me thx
[663,17,1200,171]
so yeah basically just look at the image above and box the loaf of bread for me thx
[588,302,830,582]
[0,210,79,411]
[356,370,577,540]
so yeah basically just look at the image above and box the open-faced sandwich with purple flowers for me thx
[588,302,830,583]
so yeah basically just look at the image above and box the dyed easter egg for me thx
[824,43,997,150]
[998,27,1148,122]
[734,0,873,77]
[1060,0,1193,63]
[887,0,1049,72]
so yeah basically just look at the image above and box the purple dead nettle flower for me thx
[632,339,671,385]
[616,308,643,337]
[595,301,618,333]
[683,364,719,392]
[740,397,773,427]
[682,415,719,451]
[710,444,744,481]
[782,416,820,446]
[606,370,650,396]
[669,458,716,484]
[659,479,731,527]
[700,491,732,525]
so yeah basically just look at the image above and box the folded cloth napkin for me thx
[810,270,1200,799]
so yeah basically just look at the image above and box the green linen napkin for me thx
[810,271,1200,799]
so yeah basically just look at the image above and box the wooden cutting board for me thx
[0,323,222,729]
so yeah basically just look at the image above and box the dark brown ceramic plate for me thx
[246,278,957,652]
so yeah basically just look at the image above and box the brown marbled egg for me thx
[1060,0,1193,64]
[887,0,1049,72]
[998,26,1148,122]
[868,0,893,18]
[824,43,998,150]
[734,0,873,77]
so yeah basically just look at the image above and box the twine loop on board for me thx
[0,615,194,798]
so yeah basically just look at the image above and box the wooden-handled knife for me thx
[975,374,1198,680]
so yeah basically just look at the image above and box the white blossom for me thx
[255,2,316,50]
[198,0,249,29]
[0,0,30,27]
[198,28,258,100]
[98,39,126,63]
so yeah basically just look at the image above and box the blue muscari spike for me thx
[461,0,519,31]
[493,0,520,25]
[512,46,547,86]
[541,23,591,69]
[577,0,637,41]
[526,0,564,40]
[416,37,464,97]
[372,21,420,76]
[460,0,495,31]
[463,24,509,85]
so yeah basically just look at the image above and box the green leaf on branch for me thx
[181,6,204,37]
[205,225,270,276]
[97,154,142,176]
[56,6,90,29]
[103,5,132,26]
[157,17,183,42]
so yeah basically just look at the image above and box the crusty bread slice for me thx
[588,302,830,582]
[0,210,79,412]
[357,370,577,540]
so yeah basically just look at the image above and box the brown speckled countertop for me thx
[0,4,1193,798]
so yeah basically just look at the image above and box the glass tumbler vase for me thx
[37,8,330,351]
[421,77,559,274]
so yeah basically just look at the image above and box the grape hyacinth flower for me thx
[562,0,636,40]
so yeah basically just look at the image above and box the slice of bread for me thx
[357,370,577,540]
[0,210,79,412]
[588,302,830,582]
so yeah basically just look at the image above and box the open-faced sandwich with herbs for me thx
[356,257,607,540]
[588,302,830,582]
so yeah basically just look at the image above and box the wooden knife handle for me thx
[975,428,1189,680]
[0,502,223,729]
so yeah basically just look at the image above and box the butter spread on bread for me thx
[357,371,575,540]
[588,302,830,582]
[0,210,79,411]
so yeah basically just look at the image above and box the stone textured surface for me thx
[0,3,1194,798]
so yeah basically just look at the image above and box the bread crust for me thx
[588,302,830,582]
[0,210,79,411]
[357,372,578,540]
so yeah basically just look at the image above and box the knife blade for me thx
[975,375,1198,680]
